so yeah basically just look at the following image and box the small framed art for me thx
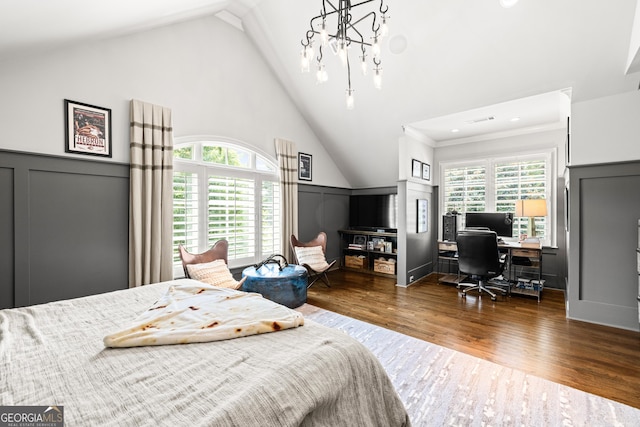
[64,99,112,157]
[422,163,431,181]
[417,199,428,233]
[298,152,312,181]
[412,159,421,178]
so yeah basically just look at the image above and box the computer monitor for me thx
[465,212,514,238]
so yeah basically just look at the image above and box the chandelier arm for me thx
[299,0,388,106]
[367,10,380,35]
[301,33,313,47]
[305,0,379,46]
[378,0,389,14]
[343,11,377,43]
[345,0,376,8]
[347,53,352,89]
[324,0,340,14]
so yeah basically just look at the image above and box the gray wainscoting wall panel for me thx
[567,161,640,331]
[0,167,14,309]
[399,180,434,287]
[298,184,350,266]
[0,150,129,308]
[28,170,129,305]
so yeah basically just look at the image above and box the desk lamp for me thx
[515,199,547,238]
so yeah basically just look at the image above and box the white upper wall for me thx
[0,14,350,188]
[398,134,435,184]
[571,91,640,166]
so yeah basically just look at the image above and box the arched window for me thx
[172,137,280,277]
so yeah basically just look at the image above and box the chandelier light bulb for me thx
[300,49,310,73]
[316,63,328,83]
[373,67,383,89]
[372,35,381,59]
[346,89,355,110]
[338,41,348,67]
[380,15,389,38]
[360,55,368,75]
[306,43,314,62]
[320,19,329,46]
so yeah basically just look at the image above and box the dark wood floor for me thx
[307,269,640,409]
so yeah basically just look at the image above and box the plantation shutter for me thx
[495,159,547,238]
[207,175,256,261]
[261,180,281,258]
[172,171,199,266]
[443,165,486,228]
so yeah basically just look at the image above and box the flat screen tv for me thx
[465,212,514,238]
[349,194,398,231]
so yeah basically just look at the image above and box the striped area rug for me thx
[298,304,640,427]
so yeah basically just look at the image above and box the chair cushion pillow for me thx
[186,259,242,290]
[294,246,330,270]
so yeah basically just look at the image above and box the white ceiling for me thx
[1,0,639,187]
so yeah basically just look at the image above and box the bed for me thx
[0,279,410,426]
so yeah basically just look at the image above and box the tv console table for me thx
[339,229,397,277]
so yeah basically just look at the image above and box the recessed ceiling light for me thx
[451,129,460,133]
[499,0,519,8]
[510,117,521,122]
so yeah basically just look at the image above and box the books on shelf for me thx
[515,278,545,290]
[348,244,366,250]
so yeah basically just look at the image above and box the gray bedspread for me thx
[0,279,410,426]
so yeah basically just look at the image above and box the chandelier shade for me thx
[300,0,390,108]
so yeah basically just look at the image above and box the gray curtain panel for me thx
[129,99,174,287]
[274,138,298,262]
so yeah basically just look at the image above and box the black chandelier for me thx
[300,0,390,109]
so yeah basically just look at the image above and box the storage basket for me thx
[345,255,366,269]
[373,258,395,274]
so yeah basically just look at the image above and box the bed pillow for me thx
[294,245,329,270]
[186,259,242,289]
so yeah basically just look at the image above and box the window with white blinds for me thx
[172,171,199,268]
[172,139,280,276]
[495,158,547,238]
[443,164,486,218]
[207,176,256,260]
[441,152,554,244]
[261,180,281,258]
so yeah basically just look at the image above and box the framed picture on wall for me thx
[64,99,112,157]
[298,152,312,181]
[417,199,428,233]
[412,159,421,178]
[422,163,431,181]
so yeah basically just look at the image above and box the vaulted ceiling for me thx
[2,0,639,187]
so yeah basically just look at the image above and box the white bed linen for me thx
[0,279,410,426]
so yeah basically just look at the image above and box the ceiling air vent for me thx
[465,116,495,125]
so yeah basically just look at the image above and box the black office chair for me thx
[456,230,507,301]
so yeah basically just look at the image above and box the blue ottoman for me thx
[241,264,308,308]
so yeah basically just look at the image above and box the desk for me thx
[437,241,544,301]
